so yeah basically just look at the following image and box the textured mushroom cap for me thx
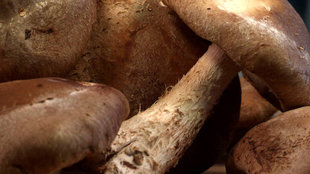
[227,106,310,174]
[0,78,129,174]
[0,0,96,81]
[164,0,310,110]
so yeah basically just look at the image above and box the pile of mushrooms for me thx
[1,0,310,173]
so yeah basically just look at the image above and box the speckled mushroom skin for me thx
[0,78,129,174]
[163,0,310,111]
[227,106,310,174]
[0,0,96,82]
[67,0,209,116]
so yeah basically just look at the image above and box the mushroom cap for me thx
[0,78,129,174]
[227,106,310,174]
[0,0,96,81]
[164,0,310,110]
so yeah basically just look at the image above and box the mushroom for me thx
[163,0,310,111]
[95,44,240,173]
[227,106,310,174]
[0,0,96,82]
[89,0,310,172]
[0,78,129,174]
[3,0,308,173]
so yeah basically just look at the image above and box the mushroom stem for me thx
[97,44,240,173]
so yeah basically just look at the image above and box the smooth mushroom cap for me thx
[164,0,310,110]
[0,78,129,174]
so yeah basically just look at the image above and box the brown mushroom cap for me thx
[0,0,96,82]
[227,106,310,174]
[164,0,310,110]
[0,78,129,174]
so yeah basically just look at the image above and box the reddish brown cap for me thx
[164,0,310,110]
[227,106,310,174]
[0,78,129,174]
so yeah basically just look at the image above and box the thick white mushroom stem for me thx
[98,44,240,173]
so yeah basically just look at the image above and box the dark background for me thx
[288,0,309,30]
